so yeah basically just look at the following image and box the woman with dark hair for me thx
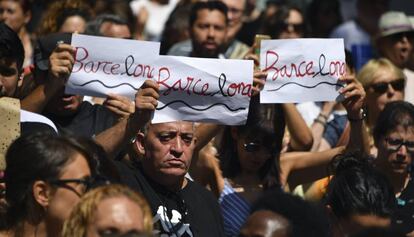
[0,133,96,237]
[260,5,305,40]
[372,101,414,235]
[325,152,396,237]
[192,73,366,236]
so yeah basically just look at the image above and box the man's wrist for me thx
[347,108,366,122]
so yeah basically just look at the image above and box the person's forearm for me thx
[283,103,313,151]
[311,122,325,151]
[20,84,56,113]
[95,113,145,159]
[346,119,370,154]
[194,123,223,152]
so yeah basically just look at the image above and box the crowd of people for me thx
[0,0,414,236]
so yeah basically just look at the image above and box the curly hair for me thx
[36,0,92,36]
[62,184,153,237]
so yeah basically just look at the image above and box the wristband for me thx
[314,118,326,125]
[318,113,329,120]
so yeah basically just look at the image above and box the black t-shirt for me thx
[115,161,225,237]
[46,101,117,137]
[392,179,414,234]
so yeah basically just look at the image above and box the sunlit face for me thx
[45,153,91,230]
[366,67,404,118]
[240,210,290,237]
[236,134,273,174]
[140,122,196,183]
[0,59,19,97]
[86,196,145,237]
[59,15,86,33]
[377,125,414,175]
[100,22,131,39]
[0,0,29,32]
[278,9,304,39]
[378,32,414,68]
[191,9,227,58]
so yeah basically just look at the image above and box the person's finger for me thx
[105,104,130,117]
[141,80,159,90]
[54,44,75,54]
[105,99,134,113]
[138,87,160,100]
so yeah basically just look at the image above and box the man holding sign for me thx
[110,80,225,237]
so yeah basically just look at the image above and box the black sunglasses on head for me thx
[370,78,405,94]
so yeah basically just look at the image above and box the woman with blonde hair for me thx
[358,58,405,128]
[62,184,153,237]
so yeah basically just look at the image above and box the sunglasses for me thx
[370,79,405,94]
[385,137,414,152]
[389,32,414,42]
[281,21,305,33]
[48,176,95,196]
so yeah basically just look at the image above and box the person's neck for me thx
[190,51,218,59]
[16,220,47,237]
[234,172,261,186]
[143,168,187,192]
[387,171,410,196]
[18,27,28,40]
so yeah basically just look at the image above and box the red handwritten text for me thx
[264,50,346,81]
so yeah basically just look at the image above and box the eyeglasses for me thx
[48,177,95,197]
[385,137,414,152]
[370,79,405,94]
[281,21,305,33]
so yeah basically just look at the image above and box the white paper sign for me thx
[260,38,346,103]
[66,34,160,99]
[152,56,254,125]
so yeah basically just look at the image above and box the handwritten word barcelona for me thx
[72,47,254,99]
[263,50,346,81]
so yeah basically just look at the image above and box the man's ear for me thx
[134,132,146,156]
[32,180,51,208]
[24,11,31,24]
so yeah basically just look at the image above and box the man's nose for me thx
[170,137,184,157]
[397,143,408,154]
[207,26,216,38]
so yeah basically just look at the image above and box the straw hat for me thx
[377,11,414,38]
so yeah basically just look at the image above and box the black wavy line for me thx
[156,100,246,112]
[71,80,139,90]
[267,81,343,92]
